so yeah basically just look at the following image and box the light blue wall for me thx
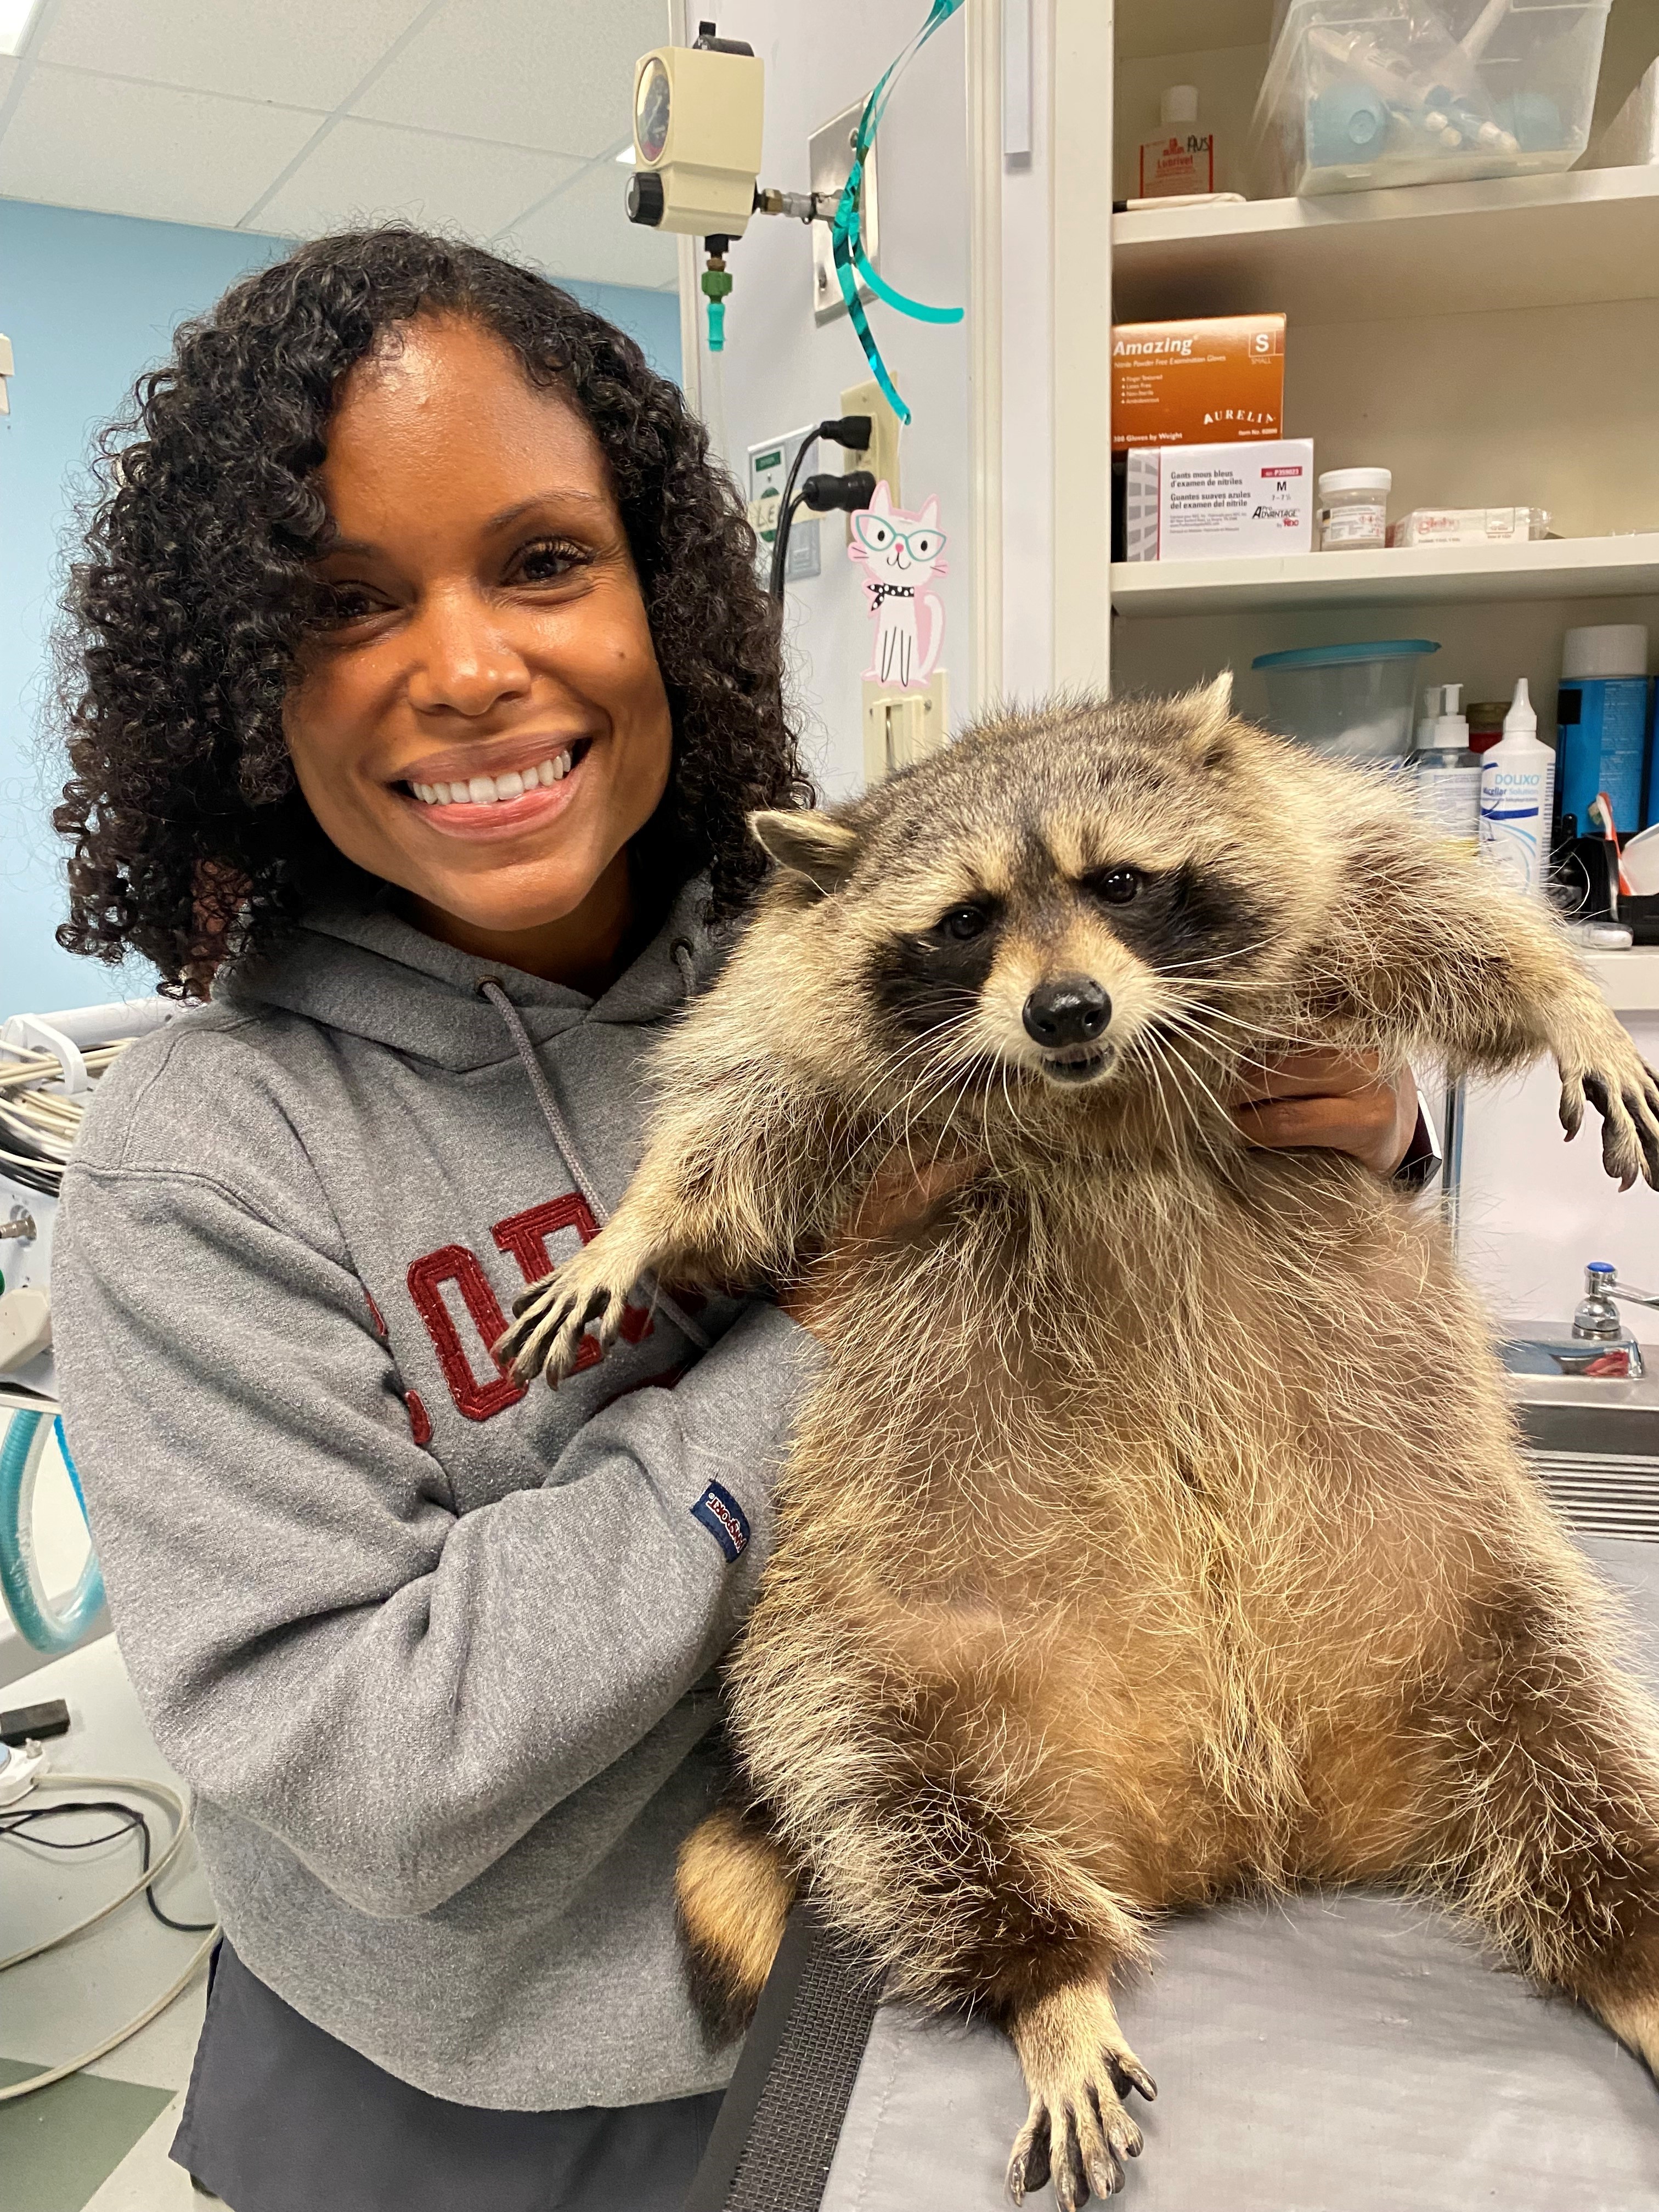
[559,277,681,385]
[0,199,681,1019]
[1,200,291,1017]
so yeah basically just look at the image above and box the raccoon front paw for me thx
[495,1244,642,1386]
[1007,1985,1155,2209]
[1559,1044,1659,1193]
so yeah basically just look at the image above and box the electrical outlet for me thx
[862,670,949,785]
[839,377,900,543]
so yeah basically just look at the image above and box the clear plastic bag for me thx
[1249,0,1612,198]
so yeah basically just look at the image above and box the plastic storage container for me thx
[1249,0,1613,199]
[1251,638,1439,760]
[1318,466,1391,549]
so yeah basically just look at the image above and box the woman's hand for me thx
[781,1148,980,1340]
[1229,1048,1419,1177]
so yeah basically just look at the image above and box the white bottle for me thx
[1412,681,1481,855]
[1478,678,1555,898]
[1138,86,1216,198]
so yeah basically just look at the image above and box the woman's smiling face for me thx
[284,313,673,976]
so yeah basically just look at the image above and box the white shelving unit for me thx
[1584,950,1659,1013]
[1105,2,1659,1029]
[1113,534,1659,618]
[1111,165,1659,326]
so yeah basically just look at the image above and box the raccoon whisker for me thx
[1121,1028,1183,1164]
[1142,1025,1240,1177]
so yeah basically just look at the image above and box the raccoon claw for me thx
[1006,2052,1150,2207]
[495,1260,634,1385]
[1560,1054,1659,1193]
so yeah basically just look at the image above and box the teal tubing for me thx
[0,1407,105,1655]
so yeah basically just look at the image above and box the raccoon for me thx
[500,680,1659,2207]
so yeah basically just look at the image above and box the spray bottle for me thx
[1478,677,1555,898]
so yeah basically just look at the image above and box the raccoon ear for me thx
[749,810,860,894]
[1181,670,1237,769]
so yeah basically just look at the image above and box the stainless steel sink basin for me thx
[1511,1375,1659,1542]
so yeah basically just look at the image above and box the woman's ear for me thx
[749,810,860,895]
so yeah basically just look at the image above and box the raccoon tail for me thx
[676,1802,800,2047]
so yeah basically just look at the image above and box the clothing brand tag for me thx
[691,1480,751,1564]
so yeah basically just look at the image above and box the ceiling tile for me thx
[253,116,582,241]
[354,0,660,159]
[0,67,324,229]
[37,0,432,111]
[495,156,676,290]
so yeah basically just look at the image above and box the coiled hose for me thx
[0,1408,105,1654]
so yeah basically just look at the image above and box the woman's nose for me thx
[404,588,532,718]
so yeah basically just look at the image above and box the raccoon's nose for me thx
[1022,976,1111,1048]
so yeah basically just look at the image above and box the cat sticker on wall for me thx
[849,482,947,691]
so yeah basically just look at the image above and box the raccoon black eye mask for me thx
[499,678,1659,2208]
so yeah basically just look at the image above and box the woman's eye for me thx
[314,583,382,628]
[940,906,988,941]
[1094,867,1142,906]
[516,538,586,584]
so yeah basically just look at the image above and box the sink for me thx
[1510,1375,1659,1543]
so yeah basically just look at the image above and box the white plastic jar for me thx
[1317,467,1391,552]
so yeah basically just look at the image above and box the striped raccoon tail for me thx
[676,1802,800,2047]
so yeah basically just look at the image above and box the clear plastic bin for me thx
[1249,0,1612,199]
[1251,639,1439,761]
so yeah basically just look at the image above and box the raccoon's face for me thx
[752,680,1311,1122]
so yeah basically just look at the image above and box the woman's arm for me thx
[53,1156,818,1921]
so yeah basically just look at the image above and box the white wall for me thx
[684,2,972,799]
[1458,1011,1659,1350]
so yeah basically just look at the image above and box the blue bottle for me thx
[1555,624,1651,838]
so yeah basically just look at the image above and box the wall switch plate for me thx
[839,376,900,541]
[810,100,879,325]
[862,670,949,785]
[747,426,821,584]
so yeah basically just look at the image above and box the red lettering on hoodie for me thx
[406,1244,527,1422]
[492,1199,653,1346]
[407,1193,657,1424]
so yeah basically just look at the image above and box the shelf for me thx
[1585,950,1659,1015]
[1111,165,1659,328]
[1111,534,1659,618]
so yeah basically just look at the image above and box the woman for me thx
[50,229,1427,2212]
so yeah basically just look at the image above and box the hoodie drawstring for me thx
[478,978,713,1353]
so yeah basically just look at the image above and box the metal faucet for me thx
[1565,1262,1652,1379]
[1498,1262,1652,1381]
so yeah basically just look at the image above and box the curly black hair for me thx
[53,227,810,991]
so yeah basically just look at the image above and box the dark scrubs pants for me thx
[173,1943,722,2212]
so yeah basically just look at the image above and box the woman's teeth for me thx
[410,751,572,806]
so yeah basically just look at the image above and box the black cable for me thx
[0,1796,217,1932]
[767,433,819,601]
[766,416,877,602]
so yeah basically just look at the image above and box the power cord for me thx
[0,1768,220,2101]
[767,415,874,600]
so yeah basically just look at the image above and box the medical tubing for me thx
[0,1405,106,1655]
[477,980,713,1353]
[830,0,966,425]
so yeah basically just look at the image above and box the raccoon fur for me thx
[500,679,1659,2207]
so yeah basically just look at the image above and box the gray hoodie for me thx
[52,876,821,2111]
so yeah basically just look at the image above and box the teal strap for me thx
[830,0,966,425]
